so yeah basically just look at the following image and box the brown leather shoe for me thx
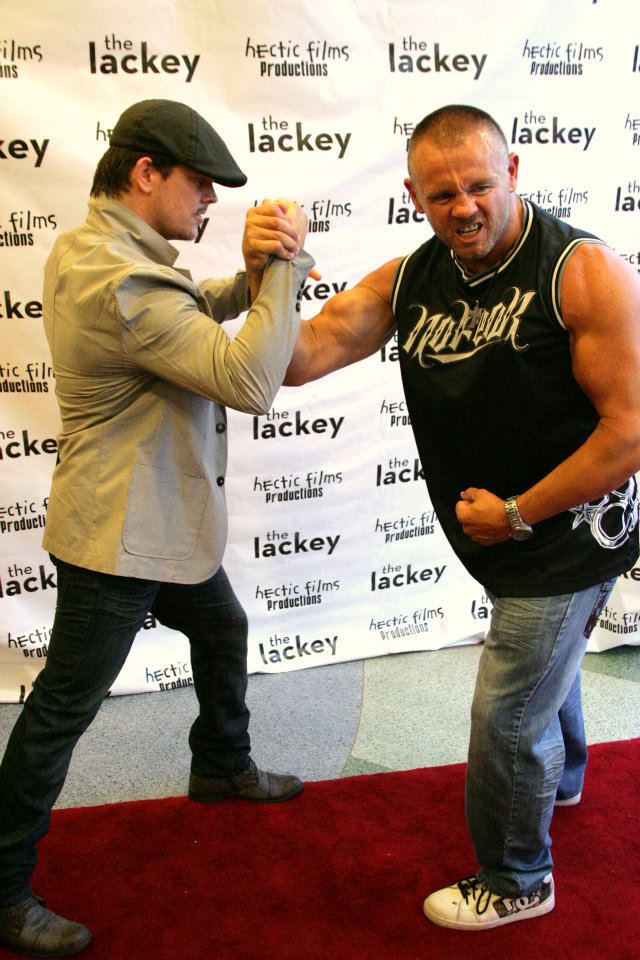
[188,758,303,803]
[0,895,91,957]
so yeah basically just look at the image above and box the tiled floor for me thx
[341,644,640,777]
[0,644,638,807]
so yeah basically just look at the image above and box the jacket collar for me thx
[86,195,180,268]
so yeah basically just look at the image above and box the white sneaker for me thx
[423,873,554,930]
[555,791,582,806]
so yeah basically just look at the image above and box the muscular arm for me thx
[457,243,640,543]
[518,243,640,520]
[284,258,401,385]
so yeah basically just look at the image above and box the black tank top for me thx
[391,199,638,596]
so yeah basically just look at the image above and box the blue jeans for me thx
[466,579,614,896]
[0,558,251,907]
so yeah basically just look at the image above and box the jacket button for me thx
[217,476,225,487]
[216,422,226,433]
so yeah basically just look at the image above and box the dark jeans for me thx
[0,558,251,906]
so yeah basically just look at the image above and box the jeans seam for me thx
[500,594,576,875]
[67,575,102,691]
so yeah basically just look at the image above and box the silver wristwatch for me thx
[504,496,533,541]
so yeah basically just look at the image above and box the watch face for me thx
[505,498,533,540]
[511,527,533,541]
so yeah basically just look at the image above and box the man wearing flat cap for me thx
[0,99,314,958]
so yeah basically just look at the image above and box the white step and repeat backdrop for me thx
[2,0,640,702]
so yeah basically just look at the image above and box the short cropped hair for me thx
[408,105,509,176]
[90,146,176,199]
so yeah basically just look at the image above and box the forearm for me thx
[223,252,314,411]
[284,321,324,386]
[457,420,640,546]
[199,271,250,322]
[517,419,640,525]
[245,264,264,306]
[118,252,313,414]
[284,295,397,386]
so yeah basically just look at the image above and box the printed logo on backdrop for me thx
[297,274,348,298]
[257,630,338,666]
[376,455,424,488]
[614,179,640,213]
[0,555,56,599]
[380,331,400,364]
[370,559,446,592]
[625,112,640,146]
[619,248,640,275]
[521,39,604,77]
[254,198,352,240]
[300,204,351,237]
[252,468,343,505]
[388,37,487,79]
[0,290,42,322]
[374,510,438,545]
[5,622,52,661]
[597,597,640,641]
[1,495,48,537]
[387,190,426,227]
[145,654,193,692]
[244,37,349,78]
[369,605,444,643]
[252,407,345,441]
[471,591,492,622]
[255,576,340,614]
[0,39,43,79]
[388,119,428,221]
[0,209,57,248]
[520,187,588,222]
[0,138,48,167]
[253,529,340,560]
[0,360,51,396]
[511,113,596,151]
[88,35,200,82]
[380,397,410,429]
[248,116,351,159]
[0,426,57,461]
[393,116,415,154]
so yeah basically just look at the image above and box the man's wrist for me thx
[504,496,534,540]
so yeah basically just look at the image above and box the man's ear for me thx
[129,156,155,196]
[507,152,520,192]
[404,177,425,213]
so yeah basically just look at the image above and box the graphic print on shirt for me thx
[400,285,537,367]
[569,477,639,550]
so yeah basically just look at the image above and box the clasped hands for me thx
[242,197,320,280]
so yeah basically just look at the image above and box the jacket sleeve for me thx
[198,270,250,322]
[115,251,314,415]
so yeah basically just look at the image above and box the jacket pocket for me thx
[122,463,209,560]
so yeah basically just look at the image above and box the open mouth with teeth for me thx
[457,223,482,237]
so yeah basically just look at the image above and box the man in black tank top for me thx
[285,105,640,931]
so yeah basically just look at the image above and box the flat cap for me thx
[110,99,247,187]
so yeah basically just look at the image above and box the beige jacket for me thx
[42,196,313,582]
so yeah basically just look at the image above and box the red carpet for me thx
[3,738,639,960]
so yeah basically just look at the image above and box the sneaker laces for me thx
[457,875,494,915]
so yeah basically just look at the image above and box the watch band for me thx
[504,496,534,541]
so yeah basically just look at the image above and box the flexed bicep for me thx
[284,258,401,385]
